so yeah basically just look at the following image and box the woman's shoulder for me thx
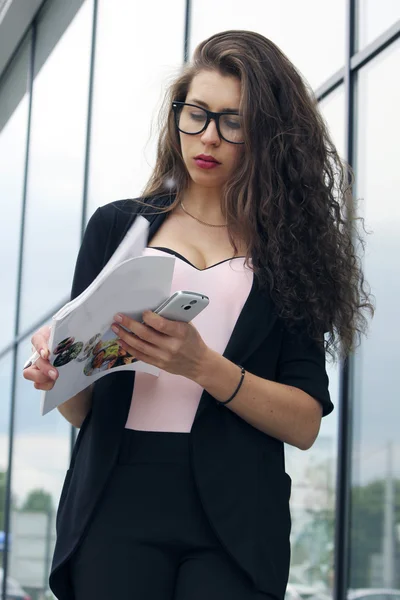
[96,197,147,224]
[84,195,174,258]
[95,195,173,230]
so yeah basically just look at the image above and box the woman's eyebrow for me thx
[188,98,240,113]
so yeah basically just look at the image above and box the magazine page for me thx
[54,215,150,322]
[40,254,175,416]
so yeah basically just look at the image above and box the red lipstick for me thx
[194,154,221,170]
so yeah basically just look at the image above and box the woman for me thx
[24,30,373,600]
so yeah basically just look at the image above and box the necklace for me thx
[179,201,227,228]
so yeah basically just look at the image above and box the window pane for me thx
[286,399,339,598]
[0,37,30,349]
[8,336,70,598]
[320,87,346,160]
[86,0,186,220]
[0,352,12,535]
[19,0,93,332]
[350,41,400,591]
[189,0,346,91]
[356,0,400,50]
[285,87,344,599]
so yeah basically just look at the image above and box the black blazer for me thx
[49,196,333,600]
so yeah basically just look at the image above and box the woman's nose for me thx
[200,119,220,145]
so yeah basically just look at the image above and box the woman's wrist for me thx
[193,348,243,402]
[193,347,224,389]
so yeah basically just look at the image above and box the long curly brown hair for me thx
[142,30,374,359]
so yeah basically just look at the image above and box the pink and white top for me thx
[125,247,254,432]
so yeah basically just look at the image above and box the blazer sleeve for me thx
[70,207,110,301]
[276,325,334,416]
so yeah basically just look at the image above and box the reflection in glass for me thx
[285,86,344,599]
[0,38,30,349]
[320,87,346,160]
[351,41,400,591]
[189,0,346,90]
[86,0,186,221]
[9,336,70,598]
[0,353,12,541]
[19,0,93,332]
[356,0,400,50]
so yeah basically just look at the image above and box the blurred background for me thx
[0,1,399,599]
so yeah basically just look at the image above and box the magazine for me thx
[40,215,175,416]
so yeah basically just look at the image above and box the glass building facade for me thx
[0,1,398,599]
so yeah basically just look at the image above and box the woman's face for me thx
[179,70,243,192]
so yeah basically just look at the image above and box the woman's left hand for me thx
[111,311,210,382]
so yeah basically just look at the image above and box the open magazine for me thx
[40,215,175,416]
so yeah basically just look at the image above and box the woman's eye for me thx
[226,119,241,130]
[190,112,206,121]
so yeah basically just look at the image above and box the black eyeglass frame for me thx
[172,101,245,145]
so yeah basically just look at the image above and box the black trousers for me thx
[70,429,270,600]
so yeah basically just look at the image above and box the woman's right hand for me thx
[23,325,59,390]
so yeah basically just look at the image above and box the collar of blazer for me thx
[136,195,278,422]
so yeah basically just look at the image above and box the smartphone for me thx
[118,291,209,366]
[153,291,209,322]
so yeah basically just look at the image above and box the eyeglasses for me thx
[172,101,244,145]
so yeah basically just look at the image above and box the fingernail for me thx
[48,370,57,380]
[111,325,119,334]
[114,314,123,322]
[40,349,48,359]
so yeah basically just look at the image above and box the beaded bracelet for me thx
[216,365,246,406]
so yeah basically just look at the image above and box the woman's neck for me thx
[180,185,225,224]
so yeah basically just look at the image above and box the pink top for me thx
[125,247,254,432]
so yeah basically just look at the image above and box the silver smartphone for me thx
[154,291,209,322]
